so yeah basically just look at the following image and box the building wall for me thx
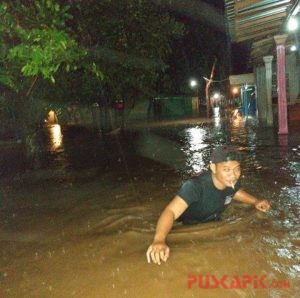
[286,52,300,103]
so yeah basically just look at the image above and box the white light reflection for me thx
[214,116,221,128]
[183,127,207,173]
[290,45,297,52]
[48,124,63,152]
[287,17,298,31]
[231,109,244,128]
[213,106,220,118]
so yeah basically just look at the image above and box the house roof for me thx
[225,0,300,64]
[229,73,255,85]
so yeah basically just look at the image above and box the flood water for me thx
[0,117,300,297]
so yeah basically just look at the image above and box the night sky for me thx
[161,0,234,95]
[201,0,251,74]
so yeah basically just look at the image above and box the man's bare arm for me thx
[233,189,270,212]
[146,196,188,265]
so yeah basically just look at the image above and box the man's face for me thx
[210,160,241,189]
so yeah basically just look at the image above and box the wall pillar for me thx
[255,66,267,125]
[263,55,274,126]
[274,34,288,134]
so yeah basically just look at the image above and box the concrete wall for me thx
[286,52,300,103]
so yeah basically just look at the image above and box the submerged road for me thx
[0,116,300,297]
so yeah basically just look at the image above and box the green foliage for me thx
[68,0,184,104]
[0,70,13,87]
[0,0,102,91]
[1,0,184,106]
[8,28,86,83]
[2,0,229,109]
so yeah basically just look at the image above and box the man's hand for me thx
[145,196,188,265]
[255,200,270,212]
[234,190,271,212]
[146,241,170,265]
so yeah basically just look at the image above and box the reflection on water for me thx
[182,127,208,173]
[1,118,300,297]
[48,124,63,152]
[231,114,243,128]
[213,116,221,128]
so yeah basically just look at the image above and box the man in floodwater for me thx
[146,145,270,265]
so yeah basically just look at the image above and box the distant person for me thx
[148,97,162,120]
[146,145,270,265]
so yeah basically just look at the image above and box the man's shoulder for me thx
[177,171,212,207]
[179,171,211,192]
[178,173,205,204]
[188,171,211,184]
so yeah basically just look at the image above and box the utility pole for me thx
[205,57,217,118]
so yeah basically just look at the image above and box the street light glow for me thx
[190,79,197,88]
[232,87,239,95]
[287,17,298,31]
[213,92,220,100]
[291,45,297,52]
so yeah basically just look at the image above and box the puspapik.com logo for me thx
[187,274,291,289]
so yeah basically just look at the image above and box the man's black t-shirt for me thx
[177,171,241,224]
